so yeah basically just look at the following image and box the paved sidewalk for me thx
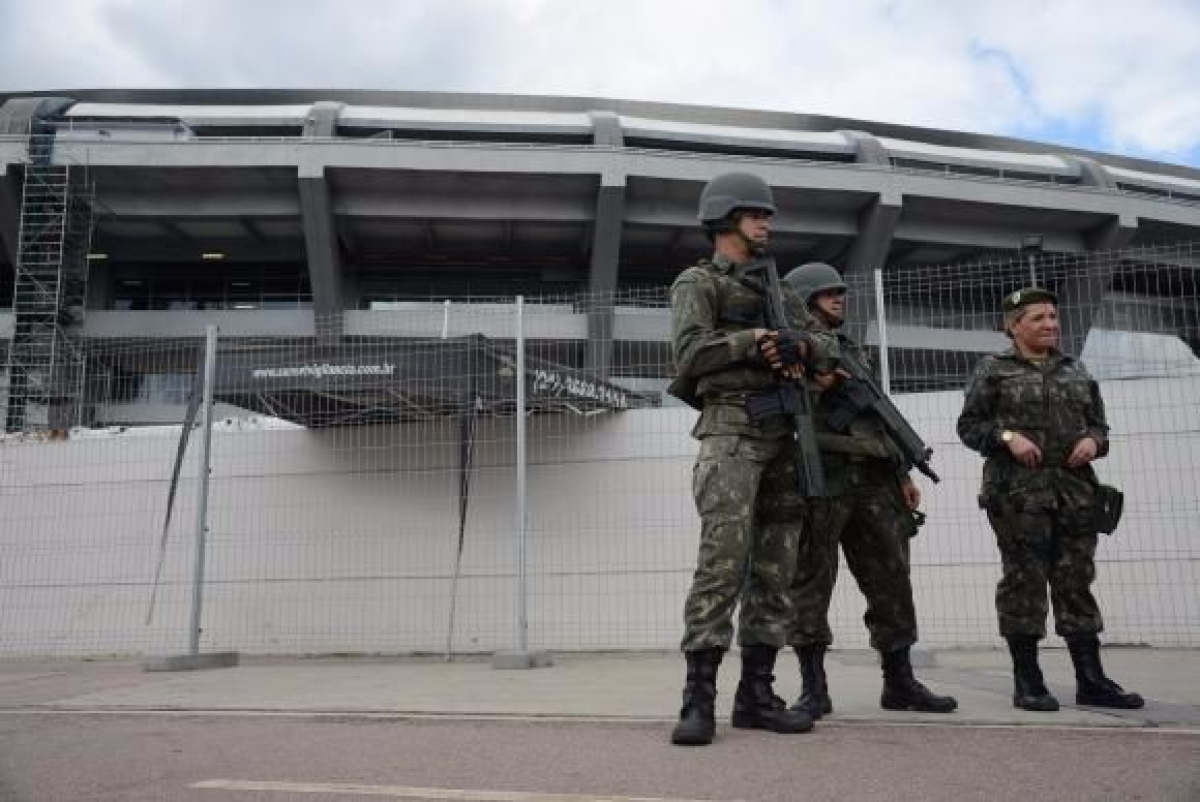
[1,647,1197,730]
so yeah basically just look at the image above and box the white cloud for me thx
[956,0,1200,158]
[1,0,1197,166]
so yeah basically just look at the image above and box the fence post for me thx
[492,295,552,669]
[188,324,218,655]
[516,296,528,652]
[144,324,237,671]
[873,269,892,396]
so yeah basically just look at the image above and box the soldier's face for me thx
[1010,302,1060,354]
[814,288,846,324]
[736,210,772,250]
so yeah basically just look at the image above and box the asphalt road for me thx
[2,711,1198,802]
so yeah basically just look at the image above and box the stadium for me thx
[2,89,1199,425]
[0,90,1197,658]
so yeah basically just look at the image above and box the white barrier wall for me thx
[1,376,1197,657]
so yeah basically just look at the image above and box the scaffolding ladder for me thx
[3,138,94,433]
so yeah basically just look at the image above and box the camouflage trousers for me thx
[681,434,806,651]
[986,508,1103,640]
[789,463,920,653]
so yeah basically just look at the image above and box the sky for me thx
[1,0,1198,169]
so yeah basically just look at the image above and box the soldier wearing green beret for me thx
[957,287,1143,711]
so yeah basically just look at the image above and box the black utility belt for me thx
[744,388,798,423]
[843,453,889,465]
[978,484,1124,535]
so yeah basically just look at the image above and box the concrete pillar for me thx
[845,189,902,274]
[1059,212,1138,358]
[843,188,903,345]
[85,259,113,310]
[583,111,626,377]
[589,111,623,147]
[0,163,20,266]
[1065,155,1113,190]
[584,175,625,377]
[1053,156,1139,358]
[303,101,344,139]
[297,164,344,342]
[837,130,891,166]
[831,131,903,342]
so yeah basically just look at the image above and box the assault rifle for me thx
[824,348,941,483]
[741,258,828,498]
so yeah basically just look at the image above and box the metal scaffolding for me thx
[3,137,94,432]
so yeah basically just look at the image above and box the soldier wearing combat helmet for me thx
[783,261,957,719]
[957,287,1143,711]
[667,172,827,746]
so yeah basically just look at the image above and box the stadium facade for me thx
[1,89,1199,429]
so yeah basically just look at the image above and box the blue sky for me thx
[1,0,1197,169]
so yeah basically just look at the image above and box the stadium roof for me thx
[3,91,1198,275]
[3,88,1198,181]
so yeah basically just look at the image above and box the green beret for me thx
[1002,287,1058,313]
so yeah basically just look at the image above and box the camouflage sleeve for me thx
[1082,369,1111,458]
[670,271,759,379]
[956,357,1003,455]
[805,330,840,374]
[782,289,809,329]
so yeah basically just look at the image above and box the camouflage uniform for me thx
[957,348,1109,639]
[787,328,921,653]
[672,254,822,651]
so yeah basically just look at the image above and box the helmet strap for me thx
[817,306,845,328]
[725,211,766,257]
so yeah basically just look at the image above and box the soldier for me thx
[783,262,958,718]
[668,172,821,746]
[957,287,1143,711]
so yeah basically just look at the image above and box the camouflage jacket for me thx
[669,254,832,438]
[792,312,909,489]
[957,348,1109,501]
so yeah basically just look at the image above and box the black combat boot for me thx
[731,645,814,733]
[880,646,958,713]
[1005,635,1059,711]
[1066,635,1145,709]
[671,648,723,745]
[789,644,833,720]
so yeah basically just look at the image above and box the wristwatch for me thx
[1000,430,1015,444]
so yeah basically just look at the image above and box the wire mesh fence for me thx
[1,243,1197,657]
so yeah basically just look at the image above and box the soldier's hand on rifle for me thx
[1006,431,1043,468]
[812,368,851,392]
[757,329,811,373]
[900,475,921,510]
[774,329,812,368]
[755,329,787,372]
[780,364,805,380]
[1066,436,1099,468]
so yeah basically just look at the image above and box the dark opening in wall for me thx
[890,157,1076,185]
[338,127,594,146]
[109,262,311,310]
[1115,183,1200,204]
[624,136,855,163]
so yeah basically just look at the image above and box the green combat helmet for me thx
[697,171,776,224]
[783,262,847,306]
